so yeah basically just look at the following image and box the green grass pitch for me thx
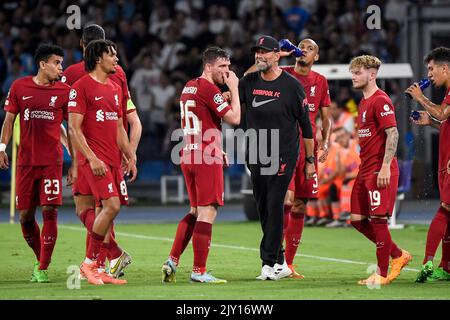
[0,222,449,300]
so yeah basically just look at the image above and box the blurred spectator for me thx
[149,72,175,153]
[130,54,161,112]
[284,0,310,36]
[2,57,24,95]
[9,39,34,75]
[330,101,355,135]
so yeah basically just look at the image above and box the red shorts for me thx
[438,170,450,204]
[72,165,92,196]
[80,163,128,207]
[16,165,62,210]
[350,173,399,217]
[181,162,224,207]
[288,145,319,199]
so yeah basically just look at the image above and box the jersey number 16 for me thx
[180,100,200,135]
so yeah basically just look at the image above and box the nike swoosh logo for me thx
[252,97,276,108]
[47,197,58,201]
[371,206,379,211]
[22,96,33,100]
[95,96,103,101]
[312,190,318,194]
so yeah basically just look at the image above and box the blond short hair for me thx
[349,55,381,71]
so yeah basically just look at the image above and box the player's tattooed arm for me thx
[383,127,399,165]
[377,127,398,188]
[417,95,450,122]
[410,110,441,129]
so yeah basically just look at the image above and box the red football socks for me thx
[108,233,123,260]
[79,208,95,254]
[21,220,41,262]
[39,209,58,270]
[351,219,402,258]
[423,207,450,264]
[87,232,105,261]
[283,205,291,240]
[192,221,212,274]
[371,218,392,277]
[97,242,109,269]
[169,213,197,266]
[285,212,305,265]
[440,224,450,272]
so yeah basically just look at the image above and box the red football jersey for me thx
[63,62,133,130]
[179,77,231,162]
[4,76,69,166]
[439,87,450,172]
[356,89,399,177]
[281,67,331,138]
[68,74,123,167]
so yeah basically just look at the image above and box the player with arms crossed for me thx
[0,44,73,283]
[406,47,450,282]
[349,55,411,286]
[68,40,137,285]
[64,24,142,278]
[161,47,240,284]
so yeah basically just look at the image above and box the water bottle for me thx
[405,78,431,99]
[279,39,303,57]
[410,110,421,121]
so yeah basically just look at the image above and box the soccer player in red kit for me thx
[68,40,137,285]
[63,24,142,278]
[406,47,450,282]
[349,55,411,286]
[161,47,240,284]
[0,44,73,282]
[279,39,332,277]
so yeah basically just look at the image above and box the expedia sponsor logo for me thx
[380,104,394,117]
[358,128,372,138]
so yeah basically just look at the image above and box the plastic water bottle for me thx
[405,78,431,99]
[410,110,421,121]
[279,39,303,57]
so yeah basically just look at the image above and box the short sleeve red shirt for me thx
[179,77,231,161]
[68,74,122,167]
[4,76,70,166]
[356,89,399,177]
[439,87,450,172]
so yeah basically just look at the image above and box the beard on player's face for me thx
[297,58,310,67]
[256,59,272,72]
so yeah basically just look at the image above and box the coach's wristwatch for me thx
[306,156,315,164]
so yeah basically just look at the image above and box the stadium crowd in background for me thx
[0,0,423,166]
